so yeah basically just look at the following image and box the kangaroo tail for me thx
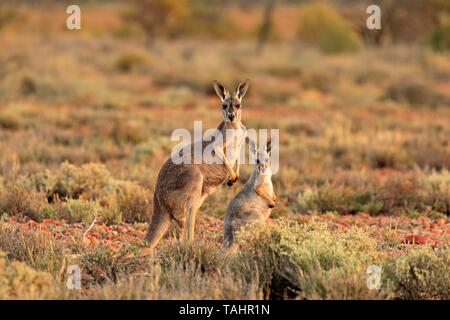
[145,203,171,250]
[223,223,234,248]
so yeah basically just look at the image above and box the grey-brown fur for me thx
[223,140,275,248]
[145,80,250,249]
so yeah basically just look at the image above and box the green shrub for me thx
[419,170,450,215]
[297,3,361,53]
[0,251,67,299]
[80,245,148,285]
[20,76,37,96]
[232,220,382,299]
[384,246,450,299]
[115,50,148,73]
[385,78,446,107]
[90,263,262,300]
[376,174,423,214]
[0,5,18,31]
[296,184,354,214]
[54,162,112,199]
[157,240,225,274]
[126,0,189,42]
[59,198,100,223]
[27,169,57,199]
[0,224,64,274]
[352,192,384,215]
[0,186,48,221]
[0,113,22,130]
[302,69,335,93]
[112,181,151,223]
[430,14,450,51]
[181,4,237,39]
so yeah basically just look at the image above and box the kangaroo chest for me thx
[256,174,274,197]
[223,126,246,165]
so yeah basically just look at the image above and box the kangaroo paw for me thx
[227,175,238,186]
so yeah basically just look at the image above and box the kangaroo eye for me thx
[235,104,241,109]
[222,104,227,109]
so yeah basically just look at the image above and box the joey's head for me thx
[249,138,272,176]
[213,79,249,124]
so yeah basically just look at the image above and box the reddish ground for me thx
[5,213,449,253]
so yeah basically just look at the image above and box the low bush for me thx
[297,3,361,53]
[157,239,225,274]
[385,78,447,107]
[90,263,262,300]
[384,246,450,299]
[112,181,151,223]
[115,50,148,73]
[58,198,100,224]
[0,224,64,274]
[0,186,48,221]
[80,245,149,285]
[231,220,382,299]
[0,251,67,299]
[431,14,450,51]
[54,162,112,200]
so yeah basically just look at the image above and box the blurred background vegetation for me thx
[0,0,449,301]
[0,0,448,222]
[0,0,449,50]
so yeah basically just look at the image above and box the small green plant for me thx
[59,198,99,223]
[431,14,450,51]
[115,51,148,73]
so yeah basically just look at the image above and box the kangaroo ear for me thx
[213,80,229,101]
[234,79,250,100]
[266,140,272,154]
[246,136,257,155]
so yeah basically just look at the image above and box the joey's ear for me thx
[246,136,257,155]
[266,139,272,154]
[213,80,229,101]
[234,79,250,100]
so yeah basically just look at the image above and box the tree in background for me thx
[431,14,450,51]
[126,0,236,43]
[256,0,277,53]
[127,0,188,45]
[0,3,18,31]
[297,2,361,53]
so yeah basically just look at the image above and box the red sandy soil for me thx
[4,213,449,253]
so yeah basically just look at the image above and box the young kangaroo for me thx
[145,80,250,249]
[223,138,276,248]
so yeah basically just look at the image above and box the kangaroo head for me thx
[213,79,249,124]
[249,138,272,175]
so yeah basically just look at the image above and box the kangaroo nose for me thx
[228,114,235,121]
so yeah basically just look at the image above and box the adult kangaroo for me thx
[145,80,250,249]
